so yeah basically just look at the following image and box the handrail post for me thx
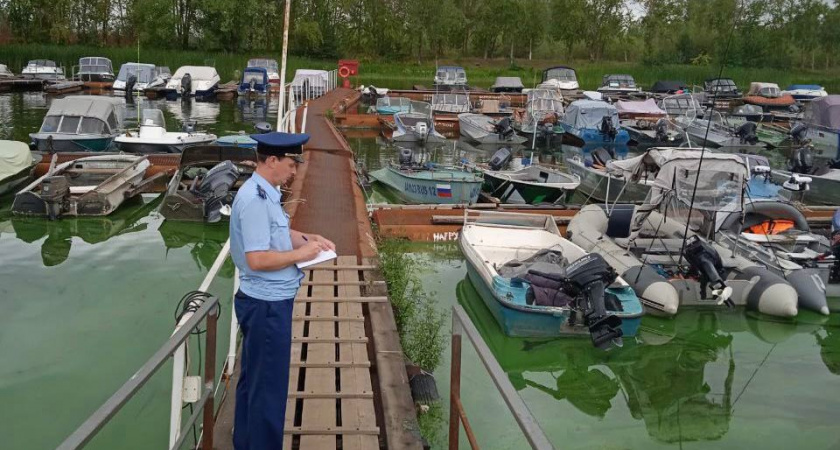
[226,272,240,377]
[201,305,219,450]
[449,333,462,450]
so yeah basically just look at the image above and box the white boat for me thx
[0,140,38,195]
[458,113,526,145]
[12,154,154,219]
[165,66,220,98]
[0,64,14,78]
[434,66,467,87]
[597,74,642,95]
[21,59,65,81]
[291,69,329,101]
[247,58,281,85]
[783,84,828,102]
[151,66,172,88]
[114,109,217,154]
[538,66,579,92]
[460,209,642,348]
[392,101,445,143]
[113,63,156,92]
[74,57,114,82]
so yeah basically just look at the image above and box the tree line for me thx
[0,0,838,69]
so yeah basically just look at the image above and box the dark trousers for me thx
[233,290,294,450]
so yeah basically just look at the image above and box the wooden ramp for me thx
[284,256,380,449]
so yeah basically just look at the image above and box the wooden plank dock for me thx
[213,88,423,450]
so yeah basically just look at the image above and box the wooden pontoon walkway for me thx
[213,88,423,450]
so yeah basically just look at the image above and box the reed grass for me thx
[2,43,839,91]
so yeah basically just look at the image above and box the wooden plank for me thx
[307,265,376,271]
[285,427,380,435]
[302,280,386,286]
[288,392,374,399]
[291,337,368,344]
[337,256,380,450]
[291,361,371,368]
[299,260,338,449]
[293,296,388,302]
[285,275,308,450]
[293,316,365,322]
[363,257,425,450]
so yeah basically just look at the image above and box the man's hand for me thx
[310,234,336,252]
[297,241,323,262]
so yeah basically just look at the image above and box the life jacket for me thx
[746,219,795,235]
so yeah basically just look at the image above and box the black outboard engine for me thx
[190,160,241,223]
[125,75,137,97]
[683,235,733,306]
[254,122,272,134]
[488,147,513,171]
[494,117,515,140]
[398,148,414,166]
[559,253,623,349]
[789,144,814,174]
[180,73,192,97]
[655,118,669,142]
[600,116,618,140]
[41,175,70,221]
[790,123,809,145]
[736,122,759,145]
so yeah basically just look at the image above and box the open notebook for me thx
[296,250,338,269]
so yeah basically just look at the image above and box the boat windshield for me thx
[435,67,467,84]
[707,79,738,93]
[29,60,56,68]
[543,67,577,82]
[602,75,636,88]
[79,57,113,73]
[408,101,433,116]
[242,70,265,84]
[247,59,279,72]
[660,95,701,117]
[117,64,155,83]
[141,109,166,128]
[79,117,107,134]
[156,66,172,77]
[759,86,781,97]
[40,116,61,132]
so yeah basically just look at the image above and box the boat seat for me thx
[69,186,97,195]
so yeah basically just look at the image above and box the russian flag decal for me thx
[436,184,452,198]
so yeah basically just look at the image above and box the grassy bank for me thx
[2,44,839,91]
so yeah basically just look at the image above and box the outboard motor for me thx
[488,147,513,171]
[736,122,759,145]
[494,117,515,140]
[600,116,618,140]
[180,73,192,97]
[398,148,414,166]
[655,118,670,142]
[557,253,623,349]
[182,121,197,134]
[249,78,256,93]
[790,123,809,145]
[254,122,272,134]
[125,75,137,97]
[415,121,429,141]
[41,175,70,221]
[789,144,814,174]
[683,235,733,306]
[190,160,241,223]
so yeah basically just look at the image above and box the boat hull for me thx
[370,166,481,204]
[564,156,650,203]
[482,172,575,204]
[30,135,115,152]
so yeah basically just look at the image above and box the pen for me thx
[302,235,308,242]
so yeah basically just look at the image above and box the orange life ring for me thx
[338,66,351,78]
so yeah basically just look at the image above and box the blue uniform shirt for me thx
[230,172,303,301]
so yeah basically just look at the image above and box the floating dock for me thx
[45,81,85,94]
[0,77,47,92]
[213,88,423,450]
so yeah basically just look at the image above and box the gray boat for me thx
[798,95,840,160]
[369,148,482,204]
[0,140,39,196]
[674,111,766,151]
[563,148,654,204]
[30,96,125,152]
[458,113,527,145]
[391,101,445,143]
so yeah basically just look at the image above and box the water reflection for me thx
[8,195,159,266]
[157,219,233,277]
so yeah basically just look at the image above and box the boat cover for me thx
[787,84,823,91]
[116,63,155,83]
[804,95,840,129]
[291,69,329,89]
[46,96,124,122]
[542,66,577,83]
[650,80,687,93]
[565,100,619,129]
[491,77,524,90]
[172,66,219,81]
[0,64,13,77]
[621,150,748,236]
[247,58,279,72]
[78,57,113,74]
[616,99,665,116]
[0,140,33,181]
[747,82,781,98]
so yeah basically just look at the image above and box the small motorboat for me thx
[20,59,65,81]
[238,67,269,96]
[431,93,471,114]
[596,74,642,97]
[164,66,220,99]
[475,147,579,204]
[490,77,524,93]
[563,147,657,204]
[513,89,564,143]
[0,140,39,196]
[458,113,527,145]
[795,95,840,160]
[369,148,483,204]
[391,101,445,143]
[433,66,467,89]
[215,122,272,149]
[674,111,766,151]
[559,100,631,154]
[113,63,156,92]
[114,108,217,154]
[375,96,412,115]
[648,80,688,95]
[74,57,115,83]
[567,151,800,318]
[783,84,828,102]
[12,154,158,219]
[616,99,684,149]
[161,145,257,222]
[0,64,15,78]
[538,66,579,93]
[151,66,172,88]
[246,58,281,85]
[30,96,125,152]
[459,209,642,348]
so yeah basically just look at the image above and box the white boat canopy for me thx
[804,95,840,129]
[141,109,167,128]
[747,82,781,98]
[291,69,329,89]
[0,140,33,181]
[0,64,14,77]
[171,66,219,81]
[78,57,113,74]
[116,63,155,83]
[565,100,619,129]
[616,99,666,116]
[491,77,524,90]
[43,96,124,132]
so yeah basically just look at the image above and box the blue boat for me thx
[238,67,269,96]
[215,134,257,148]
[459,210,642,347]
[368,149,482,204]
[560,100,631,155]
[374,96,412,115]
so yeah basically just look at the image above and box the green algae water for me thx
[1,91,839,449]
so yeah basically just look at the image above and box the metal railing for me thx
[57,296,220,450]
[279,69,338,133]
[449,305,555,450]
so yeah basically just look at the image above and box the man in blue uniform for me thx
[229,131,335,450]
